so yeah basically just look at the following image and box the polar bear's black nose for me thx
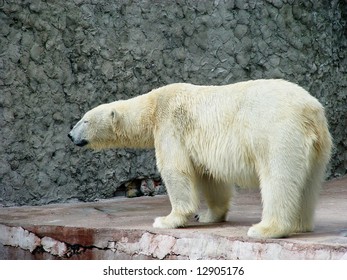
[68,133,73,141]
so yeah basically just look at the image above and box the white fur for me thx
[69,79,332,238]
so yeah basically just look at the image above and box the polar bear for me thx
[68,79,332,238]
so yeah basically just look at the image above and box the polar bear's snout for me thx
[68,132,89,147]
[68,122,89,147]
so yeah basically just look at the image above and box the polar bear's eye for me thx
[84,120,89,124]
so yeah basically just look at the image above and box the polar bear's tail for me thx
[301,104,332,173]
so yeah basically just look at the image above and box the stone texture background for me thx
[0,0,346,206]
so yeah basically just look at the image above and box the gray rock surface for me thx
[0,0,346,206]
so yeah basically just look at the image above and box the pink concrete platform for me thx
[0,177,346,260]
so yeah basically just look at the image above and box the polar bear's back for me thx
[155,79,322,119]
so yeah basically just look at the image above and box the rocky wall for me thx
[0,0,346,206]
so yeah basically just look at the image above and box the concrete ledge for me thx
[1,177,347,260]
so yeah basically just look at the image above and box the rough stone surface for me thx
[0,224,41,253]
[0,0,346,206]
[0,176,346,260]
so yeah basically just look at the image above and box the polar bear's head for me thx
[68,103,119,149]
[69,97,155,149]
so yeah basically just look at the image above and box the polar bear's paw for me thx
[153,214,187,229]
[195,210,226,223]
[153,217,174,228]
[247,223,291,239]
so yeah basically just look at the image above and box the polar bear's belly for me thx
[190,145,260,188]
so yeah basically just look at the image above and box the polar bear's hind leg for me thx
[196,176,232,223]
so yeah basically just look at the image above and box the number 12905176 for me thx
[197,266,245,276]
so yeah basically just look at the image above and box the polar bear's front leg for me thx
[153,170,199,228]
[153,136,199,229]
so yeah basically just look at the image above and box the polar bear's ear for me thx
[111,110,117,119]
[111,110,119,123]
